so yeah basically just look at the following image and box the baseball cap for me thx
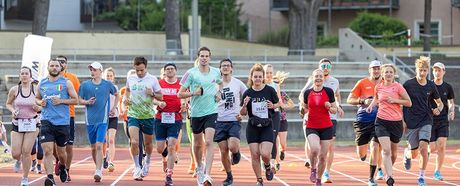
[369,60,382,68]
[88,62,103,71]
[433,62,445,70]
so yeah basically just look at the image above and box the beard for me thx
[49,71,59,77]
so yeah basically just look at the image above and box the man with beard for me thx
[347,60,384,185]
[36,59,78,186]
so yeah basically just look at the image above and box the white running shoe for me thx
[203,174,213,185]
[20,177,28,186]
[133,167,143,181]
[94,169,102,182]
[141,163,150,177]
[195,165,205,185]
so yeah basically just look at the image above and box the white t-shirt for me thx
[217,77,247,122]
[126,73,161,119]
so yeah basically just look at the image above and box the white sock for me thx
[419,170,425,178]
[145,154,151,164]
[133,155,140,168]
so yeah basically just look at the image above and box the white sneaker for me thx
[14,160,21,173]
[141,163,150,177]
[20,177,28,186]
[94,169,102,182]
[196,165,205,185]
[133,167,143,181]
[203,174,213,185]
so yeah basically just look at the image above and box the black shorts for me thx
[353,121,379,146]
[331,120,337,137]
[279,120,288,132]
[430,120,449,142]
[214,121,241,142]
[39,120,70,147]
[246,118,274,144]
[305,127,334,140]
[375,118,403,143]
[108,117,118,130]
[191,113,217,134]
[67,117,75,145]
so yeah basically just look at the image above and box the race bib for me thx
[252,102,268,119]
[161,112,175,124]
[18,118,37,132]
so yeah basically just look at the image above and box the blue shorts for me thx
[154,119,183,141]
[86,123,108,145]
[128,117,155,135]
[214,121,241,142]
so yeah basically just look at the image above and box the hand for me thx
[158,101,167,109]
[433,108,441,116]
[324,102,332,109]
[337,106,344,117]
[87,97,96,105]
[40,99,47,107]
[193,86,203,96]
[266,100,274,109]
[51,97,61,105]
[448,111,455,121]
[123,97,130,106]
[12,109,19,118]
[242,96,251,107]
[236,114,242,121]
[365,106,374,113]
[215,92,222,103]
[364,98,373,106]
[180,102,187,113]
[32,104,41,112]
[386,97,396,104]
[145,87,154,97]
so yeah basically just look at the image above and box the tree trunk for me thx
[288,0,321,56]
[165,0,183,55]
[423,0,432,52]
[32,0,49,36]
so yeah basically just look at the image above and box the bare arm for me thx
[63,80,78,105]
[5,86,17,114]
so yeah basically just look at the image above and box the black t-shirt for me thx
[241,85,279,118]
[403,78,440,129]
[430,81,455,122]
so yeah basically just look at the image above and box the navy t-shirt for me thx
[430,81,454,122]
[403,78,440,129]
[241,85,279,118]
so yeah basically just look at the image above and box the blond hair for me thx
[247,63,265,87]
[415,56,430,69]
[381,64,397,82]
[103,67,115,78]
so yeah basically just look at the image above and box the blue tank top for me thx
[39,77,70,125]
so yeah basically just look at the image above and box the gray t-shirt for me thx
[217,77,247,121]
[299,76,340,120]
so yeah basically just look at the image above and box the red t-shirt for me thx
[304,87,335,129]
[155,79,182,120]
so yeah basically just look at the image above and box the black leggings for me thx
[31,138,44,160]
[271,111,281,159]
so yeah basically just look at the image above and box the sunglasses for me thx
[320,64,332,69]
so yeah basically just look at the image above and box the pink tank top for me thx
[13,84,37,119]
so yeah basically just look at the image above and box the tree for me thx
[32,0,50,36]
[423,0,432,51]
[165,0,183,55]
[288,0,322,55]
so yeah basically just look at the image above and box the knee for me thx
[108,138,115,145]
[381,148,391,156]
[204,140,213,148]
[318,154,327,162]
[167,143,176,153]
[130,140,139,148]
[12,151,21,160]
[95,144,103,151]
[309,147,320,157]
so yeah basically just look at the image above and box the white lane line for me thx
[110,165,134,186]
[240,151,290,186]
[29,156,92,184]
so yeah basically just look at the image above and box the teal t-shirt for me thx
[180,66,222,117]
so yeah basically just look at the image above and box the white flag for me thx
[21,34,53,82]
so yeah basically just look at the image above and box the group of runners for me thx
[1,46,456,186]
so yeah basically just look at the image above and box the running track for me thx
[1,146,459,185]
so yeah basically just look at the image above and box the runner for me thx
[154,63,186,186]
[78,62,118,182]
[277,90,294,161]
[402,56,443,186]
[299,58,344,183]
[366,64,411,186]
[36,58,78,186]
[240,63,279,186]
[346,60,384,185]
[30,137,44,174]
[429,62,455,181]
[301,69,337,186]
[103,67,119,172]
[56,55,80,182]
[263,64,282,172]
[178,46,223,186]
[214,59,247,186]
[6,66,41,185]
[123,56,163,181]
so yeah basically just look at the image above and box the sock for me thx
[226,171,233,179]
[145,154,151,164]
[47,174,53,179]
[369,165,377,180]
[166,168,173,177]
[133,155,140,168]
[419,170,425,178]
[378,167,382,172]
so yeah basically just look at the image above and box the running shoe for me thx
[58,164,67,183]
[231,152,241,165]
[310,168,317,183]
[256,178,263,186]
[44,177,56,186]
[203,174,213,186]
[322,171,332,183]
[403,148,411,170]
[196,165,205,185]
[275,162,281,172]
[433,170,444,181]
[222,176,233,186]
[66,171,71,182]
[94,169,102,182]
[103,157,108,169]
[418,177,426,186]
[376,169,384,180]
[54,160,60,176]
[315,179,322,186]
[304,160,311,168]
[14,160,21,173]
[280,151,285,161]
[265,166,274,181]
[142,162,150,177]
[133,167,143,181]
[30,160,37,172]
[164,175,173,186]
[108,162,115,172]
[367,179,377,186]
[386,176,395,186]
[20,177,28,186]
[36,164,43,174]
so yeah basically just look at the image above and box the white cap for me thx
[88,62,103,71]
[433,62,445,70]
[369,60,382,68]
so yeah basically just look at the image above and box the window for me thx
[415,21,441,44]
[317,22,327,37]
